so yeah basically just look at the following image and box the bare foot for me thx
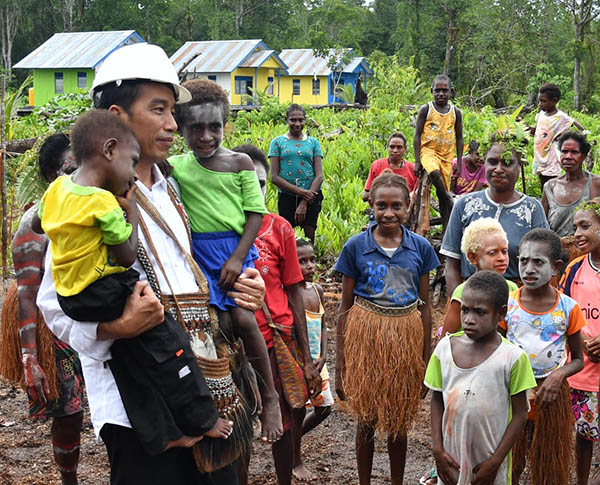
[165,434,204,450]
[205,417,233,439]
[260,393,283,443]
[292,463,317,481]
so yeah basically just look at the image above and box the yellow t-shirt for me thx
[39,175,132,297]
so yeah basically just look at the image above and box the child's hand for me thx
[585,335,600,359]
[315,356,326,373]
[335,358,345,400]
[472,456,501,485]
[433,449,459,485]
[536,371,565,408]
[218,257,243,290]
[303,362,322,400]
[116,182,137,214]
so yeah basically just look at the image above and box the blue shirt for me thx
[334,226,440,307]
[268,134,323,192]
[440,189,548,279]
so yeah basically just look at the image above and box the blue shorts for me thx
[191,231,258,311]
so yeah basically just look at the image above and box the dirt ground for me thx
[0,281,584,484]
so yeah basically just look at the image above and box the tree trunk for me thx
[573,25,582,110]
[443,9,456,76]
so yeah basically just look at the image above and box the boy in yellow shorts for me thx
[414,75,463,231]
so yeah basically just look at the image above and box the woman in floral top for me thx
[441,142,549,296]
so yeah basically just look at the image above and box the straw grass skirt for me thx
[343,297,424,438]
[512,380,573,485]
[0,282,59,400]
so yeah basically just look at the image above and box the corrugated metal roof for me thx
[14,31,143,69]
[171,39,268,74]
[279,49,372,77]
[280,49,331,76]
[345,57,373,75]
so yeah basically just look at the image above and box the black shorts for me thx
[58,268,139,322]
[277,190,323,229]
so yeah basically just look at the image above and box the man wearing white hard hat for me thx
[37,43,265,484]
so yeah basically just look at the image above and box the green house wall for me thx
[33,68,95,106]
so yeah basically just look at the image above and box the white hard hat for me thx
[91,43,191,104]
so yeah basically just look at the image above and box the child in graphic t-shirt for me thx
[500,228,585,485]
[533,83,583,189]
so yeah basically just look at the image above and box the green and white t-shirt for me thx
[424,332,536,485]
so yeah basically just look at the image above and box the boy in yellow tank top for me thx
[414,75,464,231]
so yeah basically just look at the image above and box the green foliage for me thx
[368,56,428,110]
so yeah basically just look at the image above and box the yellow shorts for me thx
[420,148,452,189]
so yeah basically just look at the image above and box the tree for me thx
[562,0,600,109]
[0,0,21,80]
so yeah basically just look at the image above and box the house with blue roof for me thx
[14,30,144,106]
[278,48,372,104]
[170,39,288,106]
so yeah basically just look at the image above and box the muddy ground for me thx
[0,282,588,484]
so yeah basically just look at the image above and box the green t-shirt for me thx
[169,152,267,234]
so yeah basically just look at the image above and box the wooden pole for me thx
[1,75,7,288]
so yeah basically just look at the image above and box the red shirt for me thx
[254,213,304,348]
[364,158,418,193]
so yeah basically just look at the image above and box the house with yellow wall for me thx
[278,49,372,104]
[170,39,288,106]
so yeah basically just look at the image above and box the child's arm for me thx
[418,272,432,366]
[441,300,461,336]
[571,117,584,131]
[471,390,528,485]
[335,275,356,401]
[110,184,139,268]
[449,162,459,194]
[316,283,327,372]
[537,330,584,408]
[218,211,262,290]
[454,108,464,165]
[431,390,459,485]
[413,105,428,176]
[285,282,322,399]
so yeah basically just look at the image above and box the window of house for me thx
[312,79,320,95]
[293,79,300,95]
[208,75,217,82]
[77,72,87,89]
[267,77,274,95]
[234,76,253,95]
[54,72,64,94]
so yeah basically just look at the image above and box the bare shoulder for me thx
[454,106,463,118]
[218,147,255,172]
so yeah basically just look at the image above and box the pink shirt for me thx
[451,157,487,195]
[560,255,599,392]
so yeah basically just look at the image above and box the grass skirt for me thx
[343,297,424,439]
[0,282,59,399]
[512,380,573,485]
